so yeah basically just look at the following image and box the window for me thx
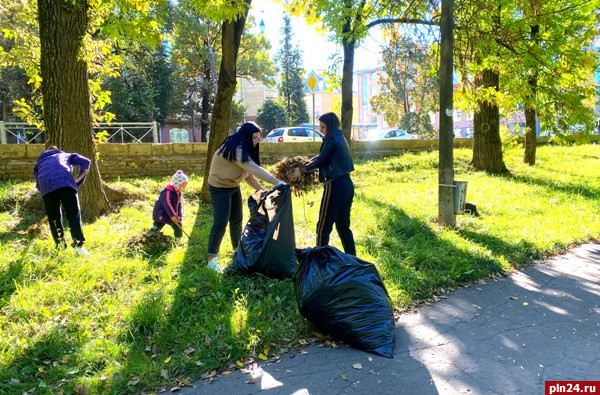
[170,128,189,143]
[268,129,284,137]
[385,131,396,138]
[289,128,308,137]
[362,76,368,104]
[370,85,378,97]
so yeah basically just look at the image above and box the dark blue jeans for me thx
[207,185,243,256]
[316,173,356,255]
[42,187,85,248]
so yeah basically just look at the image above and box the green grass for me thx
[1,144,599,394]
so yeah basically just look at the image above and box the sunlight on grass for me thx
[1,145,599,393]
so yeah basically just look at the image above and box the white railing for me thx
[0,121,159,144]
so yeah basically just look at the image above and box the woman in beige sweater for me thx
[206,122,284,271]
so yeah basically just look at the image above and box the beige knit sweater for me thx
[207,147,280,189]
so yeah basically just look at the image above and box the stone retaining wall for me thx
[0,139,473,181]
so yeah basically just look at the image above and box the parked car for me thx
[365,129,413,140]
[265,127,324,143]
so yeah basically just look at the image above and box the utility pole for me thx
[438,0,455,227]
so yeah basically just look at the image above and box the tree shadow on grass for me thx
[104,196,308,393]
[0,324,95,394]
[500,172,600,201]
[356,195,507,302]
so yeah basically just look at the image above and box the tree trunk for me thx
[200,67,211,142]
[341,16,355,143]
[200,0,251,201]
[523,19,540,165]
[38,0,110,221]
[523,100,537,165]
[438,0,455,227]
[471,68,508,174]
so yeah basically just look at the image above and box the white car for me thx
[265,127,324,143]
[365,129,413,140]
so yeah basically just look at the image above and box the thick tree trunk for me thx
[38,0,110,221]
[471,68,508,174]
[200,0,250,201]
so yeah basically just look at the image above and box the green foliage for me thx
[255,99,289,134]
[454,0,600,135]
[275,14,309,126]
[1,145,600,393]
[371,29,437,137]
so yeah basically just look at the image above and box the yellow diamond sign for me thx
[306,70,319,93]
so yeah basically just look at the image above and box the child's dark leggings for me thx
[151,221,183,238]
[42,187,85,248]
[316,173,356,255]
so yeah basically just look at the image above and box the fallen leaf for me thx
[127,377,140,386]
[184,347,195,355]
[352,363,362,370]
[222,370,233,375]
[510,296,519,300]
[236,360,245,368]
[340,374,347,381]
[522,302,529,306]
[170,386,181,392]
[161,369,169,378]
[258,353,268,361]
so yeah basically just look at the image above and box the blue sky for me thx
[249,0,384,73]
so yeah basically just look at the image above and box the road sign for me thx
[306,70,319,93]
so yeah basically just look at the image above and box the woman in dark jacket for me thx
[34,146,91,255]
[301,112,356,255]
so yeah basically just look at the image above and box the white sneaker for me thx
[74,246,91,257]
[207,257,224,272]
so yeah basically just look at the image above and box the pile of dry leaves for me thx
[271,156,319,194]
[126,230,175,256]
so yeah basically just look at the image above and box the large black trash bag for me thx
[295,246,395,358]
[226,184,296,278]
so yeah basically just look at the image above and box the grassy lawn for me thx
[1,144,599,394]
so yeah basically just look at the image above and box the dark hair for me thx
[318,112,340,137]
[217,122,261,165]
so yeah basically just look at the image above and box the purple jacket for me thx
[152,184,184,224]
[34,149,91,197]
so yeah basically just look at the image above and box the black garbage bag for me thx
[295,246,395,358]
[226,184,296,278]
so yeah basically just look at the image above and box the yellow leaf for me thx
[222,370,233,375]
[164,355,171,364]
[258,353,268,360]
[340,374,347,380]
[522,302,529,306]
[263,346,270,356]
[236,360,244,368]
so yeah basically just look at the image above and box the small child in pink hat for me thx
[149,170,189,238]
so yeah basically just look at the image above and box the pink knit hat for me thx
[171,170,189,189]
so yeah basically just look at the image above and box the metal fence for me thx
[0,121,159,144]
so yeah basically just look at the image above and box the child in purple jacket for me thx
[34,146,91,255]
[150,170,189,238]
